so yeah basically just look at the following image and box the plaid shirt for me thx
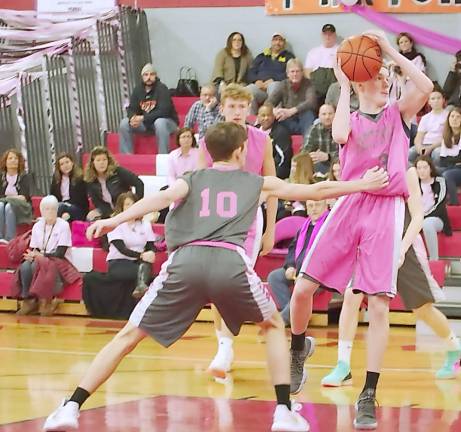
[302,122,338,159]
[184,101,220,138]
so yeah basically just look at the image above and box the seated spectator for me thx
[410,89,447,164]
[49,152,88,222]
[85,147,144,221]
[325,81,359,112]
[83,192,156,319]
[184,85,220,138]
[268,199,329,325]
[14,195,79,316]
[303,104,337,174]
[440,107,461,204]
[0,148,33,242]
[304,24,338,103]
[327,158,341,208]
[119,63,178,154]
[415,155,452,261]
[246,32,295,114]
[268,58,317,136]
[443,50,461,109]
[211,32,253,90]
[168,127,200,186]
[256,103,292,179]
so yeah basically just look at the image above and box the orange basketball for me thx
[337,35,383,82]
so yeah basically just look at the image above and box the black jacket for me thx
[284,224,315,274]
[86,167,144,218]
[420,177,452,236]
[50,175,89,217]
[443,71,461,107]
[0,172,32,201]
[127,79,179,128]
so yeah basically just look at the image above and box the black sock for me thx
[68,387,91,408]
[290,333,305,351]
[274,384,291,409]
[361,371,380,395]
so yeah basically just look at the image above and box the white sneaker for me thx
[271,404,310,432]
[207,341,234,379]
[43,400,79,431]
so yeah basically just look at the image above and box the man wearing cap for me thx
[246,33,295,115]
[304,24,338,104]
[119,63,178,154]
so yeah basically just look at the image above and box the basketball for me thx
[337,35,383,82]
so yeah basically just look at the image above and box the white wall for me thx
[146,7,461,89]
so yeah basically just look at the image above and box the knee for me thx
[5,203,13,216]
[292,279,317,302]
[343,289,363,309]
[368,297,389,321]
[258,311,285,333]
[154,118,168,132]
[413,302,431,320]
[114,326,143,354]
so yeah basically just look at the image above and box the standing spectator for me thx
[0,149,32,242]
[440,108,461,204]
[268,58,317,136]
[211,32,253,89]
[85,147,144,221]
[256,103,292,180]
[246,33,294,114]
[119,63,178,154]
[410,89,447,164]
[325,81,359,112]
[50,153,88,222]
[184,85,220,138]
[443,50,461,109]
[168,127,200,186]
[303,104,338,174]
[303,24,338,103]
[415,155,452,261]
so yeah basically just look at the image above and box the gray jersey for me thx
[165,168,264,252]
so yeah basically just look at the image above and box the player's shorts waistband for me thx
[185,240,241,252]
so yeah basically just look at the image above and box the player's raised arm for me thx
[332,58,352,144]
[261,167,388,202]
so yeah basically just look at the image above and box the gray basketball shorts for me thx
[129,244,277,347]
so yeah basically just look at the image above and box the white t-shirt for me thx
[440,136,461,157]
[420,182,435,214]
[30,217,72,260]
[304,45,338,71]
[418,110,448,146]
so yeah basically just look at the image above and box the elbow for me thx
[332,132,347,145]
[422,78,434,96]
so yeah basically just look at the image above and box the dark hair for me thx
[396,32,427,66]
[0,148,26,175]
[54,152,83,185]
[328,158,340,181]
[442,107,461,149]
[205,122,247,162]
[112,191,138,216]
[176,127,197,148]
[84,146,118,182]
[414,155,438,178]
[225,32,248,56]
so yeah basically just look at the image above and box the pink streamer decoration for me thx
[345,5,461,55]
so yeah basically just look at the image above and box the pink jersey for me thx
[340,102,409,198]
[199,125,266,175]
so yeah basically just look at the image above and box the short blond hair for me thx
[286,58,303,71]
[221,83,253,104]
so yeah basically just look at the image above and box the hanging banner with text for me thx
[37,0,116,14]
[266,0,461,15]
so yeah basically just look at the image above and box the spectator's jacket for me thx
[303,122,338,160]
[0,172,32,201]
[419,177,452,236]
[284,210,329,274]
[211,49,253,85]
[50,176,89,218]
[127,79,179,128]
[443,71,461,107]
[268,77,317,114]
[247,48,295,83]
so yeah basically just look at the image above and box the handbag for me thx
[176,66,200,97]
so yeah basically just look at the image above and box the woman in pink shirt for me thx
[167,127,200,186]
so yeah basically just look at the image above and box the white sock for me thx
[215,329,223,342]
[444,332,461,351]
[337,340,353,365]
[219,336,234,349]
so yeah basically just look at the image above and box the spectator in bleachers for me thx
[168,127,200,186]
[15,195,77,316]
[268,199,329,325]
[83,192,156,319]
[409,89,447,165]
[256,103,292,179]
[184,85,220,138]
[328,158,341,181]
[119,63,178,154]
[325,81,359,112]
[443,50,461,109]
[85,147,144,221]
[49,153,88,222]
[268,58,317,136]
[440,107,461,204]
[415,155,452,261]
[303,24,338,103]
[303,103,337,174]
[246,32,294,114]
[0,149,33,243]
[211,32,253,90]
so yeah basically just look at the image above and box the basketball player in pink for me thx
[197,84,279,378]
[289,30,433,430]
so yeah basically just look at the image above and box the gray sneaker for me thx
[353,389,378,430]
[290,336,316,394]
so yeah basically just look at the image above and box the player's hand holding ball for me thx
[362,166,389,190]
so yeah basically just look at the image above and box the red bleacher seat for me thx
[106,132,120,154]
[438,231,461,257]
[0,244,12,269]
[31,196,42,218]
[152,223,165,237]
[57,279,83,301]
[0,272,14,296]
[254,255,285,281]
[429,260,446,287]
[389,294,406,311]
[292,135,303,155]
[172,97,199,116]
[104,132,177,156]
[447,206,461,231]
